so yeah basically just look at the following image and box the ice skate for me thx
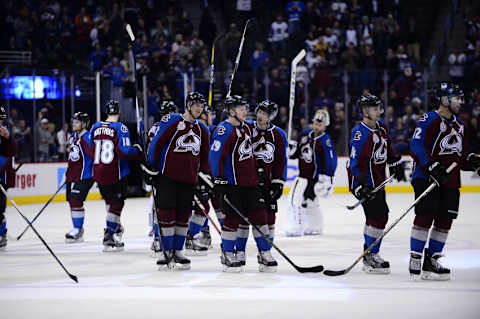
[220,251,242,273]
[409,252,422,280]
[421,249,450,281]
[236,250,246,267]
[199,226,212,247]
[156,250,173,270]
[65,227,84,243]
[185,233,208,256]
[103,229,124,252]
[169,250,191,270]
[257,250,278,273]
[114,224,124,242]
[362,252,390,274]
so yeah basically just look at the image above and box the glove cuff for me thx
[271,179,284,186]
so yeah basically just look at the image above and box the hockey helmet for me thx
[313,109,330,126]
[255,100,278,121]
[224,95,248,111]
[159,100,177,117]
[357,93,383,114]
[0,106,6,120]
[72,112,90,127]
[186,91,206,108]
[105,99,120,115]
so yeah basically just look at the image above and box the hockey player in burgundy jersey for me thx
[186,105,216,256]
[147,92,211,270]
[209,95,274,273]
[90,100,142,252]
[232,100,287,272]
[409,83,480,280]
[65,112,94,243]
[146,100,177,257]
[286,109,337,237]
[0,106,17,250]
[347,93,406,274]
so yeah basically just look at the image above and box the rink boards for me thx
[9,157,480,205]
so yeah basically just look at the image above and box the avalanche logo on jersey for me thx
[238,136,253,161]
[69,145,80,162]
[439,128,462,156]
[252,136,275,163]
[373,136,387,164]
[300,144,313,163]
[174,129,201,155]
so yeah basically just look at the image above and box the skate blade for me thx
[0,246,6,251]
[103,245,124,252]
[304,231,322,236]
[259,265,278,273]
[410,273,421,281]
[185,249,208,257]
[362,265,390,274]
[65,238,84,244]
[222,265,242,273]
[150,250,163,258]
[168,262,191,270]
[421,271,450,281]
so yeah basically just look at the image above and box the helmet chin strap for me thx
[187,103,201,120]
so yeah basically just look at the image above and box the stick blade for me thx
[323,269,347,276]
[69,274,79,283]
[125,24,135,42]
[295,265,324,273]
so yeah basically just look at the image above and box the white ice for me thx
[1,193,479,319]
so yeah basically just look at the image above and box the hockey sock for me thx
[236,225,249,252]
[363,224,384,254]
[69,198,85,229]
[0,220,6,235]
[253,225,270,252]
[201,218,209,231]
[188,213,206,237]
[174,224,188,251]
[427,227,449,255]
[221,225,237,253]
[268,225,275,247]
[106,212,121,235]
[153,222,160,238]
[215,208,225,227]
[410,225,429,254]
[157,208,175,250]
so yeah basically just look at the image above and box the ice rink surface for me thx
[1,193,479,319]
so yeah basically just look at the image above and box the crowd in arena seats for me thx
[1,0,479,161]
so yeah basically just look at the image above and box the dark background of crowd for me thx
[1,0,479,165]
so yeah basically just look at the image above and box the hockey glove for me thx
[288,140,298,158]
[354,182,375,201]
[389,160,407,182]
[212,177,229,198]
[195,180,212,203]
[269,180,284,200]
[426,161,448,186]
[315,175,334,198]
[133,143,143,153]
[140,163,159,185]
[257,167,266,187]
[467,153,480,175]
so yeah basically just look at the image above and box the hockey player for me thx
[234,100,287,271]
[286,109,337,236]
[186,105,215,256]
[90,100,143,252]
[147,100,177,256]
[409,83,480,280]
[147,92,211,270]
[65,112,94,243]
[0,106,17,250]
[347,93,406,274]
[209,95,275,273]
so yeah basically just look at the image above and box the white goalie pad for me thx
[288,177,309,208]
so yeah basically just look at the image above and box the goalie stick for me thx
[198,172,323,273]
[323,162,457,277]
[287,49,306,142]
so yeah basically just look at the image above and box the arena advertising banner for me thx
[6,159,480,205]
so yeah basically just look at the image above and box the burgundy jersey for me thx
[147,114,211,184]
[348,121,399,190]
[66,131,93,183]
[410,111,470,188]
[245,120,288,184]
[90,121,141,185]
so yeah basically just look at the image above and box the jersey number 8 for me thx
[94,140,115,164]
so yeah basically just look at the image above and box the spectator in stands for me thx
[406,18,421,64]
[103,57,127,87]
[251,42,270,73]
[390,117,410,154]
[236,0,252,26]
[269,14,289,53]
[57,123,69,161]
[448,49,466,85]
[88,43,106,71]
[74,6,93,54]
[37,118,53,162]
[345,23,358,47]
[286,1,306,35]
[332,102,346,155]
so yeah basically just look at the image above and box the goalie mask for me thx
[313,109,330,126]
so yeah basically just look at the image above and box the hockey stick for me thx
[15,162,24,173]
[193,195,222,236]
[16,180,66,240]
[208,33,226,108]
[345,175,396,210]
[323,162,457,277]
[226,19,255,98]
[287,49,306,142]
[0,183,78,282]
[198,172,323,273]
